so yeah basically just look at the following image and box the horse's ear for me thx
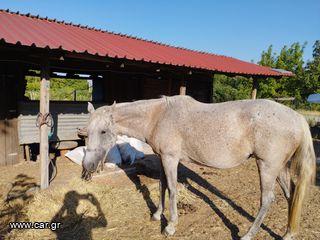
[87,102,95,114]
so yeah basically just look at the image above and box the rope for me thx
[36,112,56,185]
[36,112,54,139]
[36,112,53,128]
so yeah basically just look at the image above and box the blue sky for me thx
[1,0,319,63]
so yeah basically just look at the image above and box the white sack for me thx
[65,146,86,165]
[65,135,144,167]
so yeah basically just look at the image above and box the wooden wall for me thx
[186,73,213,103]
[0,64,24,166]
[102,72,213,104]
[104,72,142,104]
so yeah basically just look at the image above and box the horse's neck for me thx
[113,98,166,142]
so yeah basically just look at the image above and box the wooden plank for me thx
[0,120,5,166]
[0,70,19,166]
[0,73,6,166]
[251,78,259,100]
[179,79,186,95]
[39,58,50,190]
[142,78,169,99]
[25,144,31,161]
[5,118,19,165]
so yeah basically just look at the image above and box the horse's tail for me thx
[288,115,316,234]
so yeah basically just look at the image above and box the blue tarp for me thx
[307,93,320,103]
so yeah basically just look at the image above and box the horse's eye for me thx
[101,130,106,134]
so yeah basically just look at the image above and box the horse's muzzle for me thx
[83,148,106,172]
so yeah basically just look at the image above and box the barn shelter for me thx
[0,9,293,188]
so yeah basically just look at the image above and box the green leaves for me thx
[257,41,319,101]
[25,76,91,101]
[213,75,251,102]
[213,40,320,110]
[258,45,276,68]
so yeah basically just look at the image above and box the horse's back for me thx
[161,97,304,168]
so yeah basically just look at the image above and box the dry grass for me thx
[1,159,319,240]
[297,109,320,116]
[0,174,38,238]
[6,177,112,239]
[5,176,199,240]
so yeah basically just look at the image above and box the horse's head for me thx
[82,102,117,172]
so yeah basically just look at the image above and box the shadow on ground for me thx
[128,154,282,240]
[0,174,38,238]
[51,190,107,240]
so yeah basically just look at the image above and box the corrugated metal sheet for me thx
[18,114,89,144]
[0,9,293,77]
[18,102,89,144]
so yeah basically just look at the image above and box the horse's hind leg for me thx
[277,166,294,201]
[241,159,279,240]
[277,166,296,240]
[152,160,167,221]
[161,154,179,236]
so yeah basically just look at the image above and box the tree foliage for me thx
[25,76,91,101]
[305,40,320,96]
[213,75,251,102]
[213,40,320,110]
[258,45,276,68]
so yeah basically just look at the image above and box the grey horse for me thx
[82,95,315,240]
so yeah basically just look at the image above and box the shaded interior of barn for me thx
[0,43,213,166]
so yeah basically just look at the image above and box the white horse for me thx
[82,95,315,240]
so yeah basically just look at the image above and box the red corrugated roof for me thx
[0,9,293,77]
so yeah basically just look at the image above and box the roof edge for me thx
[0,9,233,59]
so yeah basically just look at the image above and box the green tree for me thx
[213,74,251,102]
[258,45,276,68]
[256,42,308,101]
[214,40,320,109]
[304,40,320,96]
[257,45,281,98]
[25,75,91,101]
[275,42,306,98]
[25,76,40,100]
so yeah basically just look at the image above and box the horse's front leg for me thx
[161,154,179,236]
[152,160,167,221]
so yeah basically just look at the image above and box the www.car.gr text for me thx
[9,221,62,231]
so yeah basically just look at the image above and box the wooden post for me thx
[179,79,186,95]
[25,145,31,162]
[251,77,259,100]
[40,57,50,190]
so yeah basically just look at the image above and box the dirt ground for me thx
[0,155,319,240]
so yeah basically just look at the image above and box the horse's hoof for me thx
[240,235,251,240]
[283,232,293,240]
[151,213,161,221]
[163,225,175,236]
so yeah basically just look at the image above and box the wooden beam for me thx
[179,79,186,95]
[64,52,114,63]
[39,57,50,190]
[25,71,94,80]
[251,77,259,100]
